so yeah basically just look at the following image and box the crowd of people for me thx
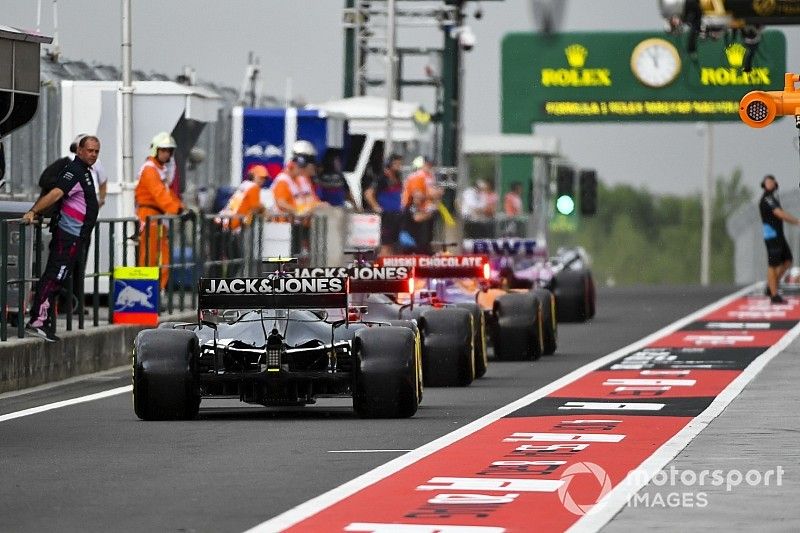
[20,130,522,341]
[459,178,525,238]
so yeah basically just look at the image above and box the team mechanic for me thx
[759,174,800,304]
[22,136,101,341]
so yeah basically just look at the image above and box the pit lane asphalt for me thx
[0,285,734,533]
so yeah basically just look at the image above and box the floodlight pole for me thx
[121,0,134,188]
[701,122,713,286]
[384,0,397,157]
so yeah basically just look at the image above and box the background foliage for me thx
[548,168,753,285]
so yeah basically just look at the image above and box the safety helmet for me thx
[291,139,317,167]
[150,132,177,157]
[291,140,317,158]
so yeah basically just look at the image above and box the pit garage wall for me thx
[727,188,800,284]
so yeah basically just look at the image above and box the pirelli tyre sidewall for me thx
[353,326,419,418]
[554,269,593,323]
[388,320,424,403]
[493,292,543,361]
[455,302,488,379]
[531,288,557,355]
[133,329,200,421]
[419,307,475,387]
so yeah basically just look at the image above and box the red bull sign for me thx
[112,266,160,326]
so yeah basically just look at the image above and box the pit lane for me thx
[0,285,732,532]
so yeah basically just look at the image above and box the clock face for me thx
[630,38,681,88]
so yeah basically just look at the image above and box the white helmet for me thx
[290,140,317,169]
[291,140,317,157]
[150,131,177,157]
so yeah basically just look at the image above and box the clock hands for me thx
[648,47,660,68]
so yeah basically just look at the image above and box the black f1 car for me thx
[132,260,421,420]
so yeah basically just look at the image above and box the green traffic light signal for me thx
[556,195,575,215]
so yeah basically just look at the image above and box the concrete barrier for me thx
[0,314,194,394]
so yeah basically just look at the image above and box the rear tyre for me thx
[388,320,424,403]
[554,269,592,323]
[493,292,543,361]
[353,326,419,418]
[532,288,557,355]
[455,302,488,379]
[419,308,475,387]
[133,329,200,421]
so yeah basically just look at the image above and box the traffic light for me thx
[739,73,800,128]
[555,165,575,216]
[579,169,597,216]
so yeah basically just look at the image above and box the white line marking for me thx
[569,313,800,532]
[328,450,414,454]
[0,386,131,423]
[246,284,759,533]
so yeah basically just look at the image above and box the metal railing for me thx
[0,212,318,341]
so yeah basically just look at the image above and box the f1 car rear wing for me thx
[377,255,490,280]
[198,276,348,311]
[462,238,548,259]
[287,266,415,294]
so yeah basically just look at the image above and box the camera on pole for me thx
[579,169,598,216]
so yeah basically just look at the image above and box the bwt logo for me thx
[464,238,543,257]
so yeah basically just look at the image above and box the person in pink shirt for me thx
[504,181,523,216]
[481,180,498,218]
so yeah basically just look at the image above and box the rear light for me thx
[265,328,283,372]
[430,296,445,308]
[483,263,490,280]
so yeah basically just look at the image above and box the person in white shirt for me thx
[460,179,496,238]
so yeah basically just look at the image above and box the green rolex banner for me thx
[501,30,787,130]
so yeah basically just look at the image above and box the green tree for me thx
[548,169,750,286]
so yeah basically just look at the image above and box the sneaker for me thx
[770,294,787,305]
[25,323,59,343]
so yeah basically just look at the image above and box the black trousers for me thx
[29,228,83,328]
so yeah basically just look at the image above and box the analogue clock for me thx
[630,38,681,88]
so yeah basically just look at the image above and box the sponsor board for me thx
[378,255,489,279]
[113,266,159,326]
[289,266,411,281]
[347,214,382,249]
[198,276,348,310]
[288,266,414,294]
[249,294,800,532]
[463,238,546,258]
